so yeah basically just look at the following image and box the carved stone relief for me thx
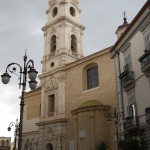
[44,76,59,92]
[59,56,67,65]
[57,73,66,82]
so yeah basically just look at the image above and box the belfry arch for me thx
[71,34,77,53]
[50,35,56,53]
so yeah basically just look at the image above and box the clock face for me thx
[70,7,76,17]
[52,7,58,17]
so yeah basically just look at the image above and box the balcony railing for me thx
[139,50,150,77]
[124,117,139,131]
[119,71,135,91]
[47,112,55,117]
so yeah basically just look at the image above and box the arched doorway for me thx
[45,143,53,150]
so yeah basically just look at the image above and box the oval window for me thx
[70,7,76,17]
[52,7,58,17]
[51,62,54,67]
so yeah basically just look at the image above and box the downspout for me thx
[116,51,125,140]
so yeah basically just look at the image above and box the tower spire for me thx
[115,11,129,39]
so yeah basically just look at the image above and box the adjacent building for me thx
[0,137,11,150]
[22,0,118,150]
[110,0,150,148]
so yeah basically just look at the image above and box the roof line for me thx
[110,1,150,52]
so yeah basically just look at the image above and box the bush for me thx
[119,137,140,150]
[95,140,109,150]
[119,137,148,150]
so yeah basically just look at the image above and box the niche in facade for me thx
[50,35,56,53]
[71,34,77,53]
[48,95,55,113]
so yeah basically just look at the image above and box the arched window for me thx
[6,140,9,146]
[87,66,99,89]
[71,35,77,53]
[46,143,53,150]
[48,94,55,117]
[2,140,5,147]
[50,35,56,53]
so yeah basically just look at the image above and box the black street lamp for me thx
[8,119,19,150]
[1,52,38,150]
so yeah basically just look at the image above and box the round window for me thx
[52,7,58,17]
[70,7,76,17]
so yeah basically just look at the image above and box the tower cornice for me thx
[42,16,85,32]
[49,0,79,5]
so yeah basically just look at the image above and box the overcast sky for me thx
[0,0,146,140]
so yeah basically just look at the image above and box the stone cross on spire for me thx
[123,11,128,24]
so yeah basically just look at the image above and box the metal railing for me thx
[120,71,135,87]
[124,116,139,130]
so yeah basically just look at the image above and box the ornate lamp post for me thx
[1,52,38,150]
[8,119,20,150]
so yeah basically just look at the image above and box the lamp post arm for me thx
[8,122,16,128]
[5,63,23,88]
[26,59,35,69]
[6,63,22,73]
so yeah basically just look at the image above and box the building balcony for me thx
[119,70,135,91]
[124,117,139,131]
[139,50,150,77]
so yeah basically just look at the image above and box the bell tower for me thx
[41,0,85,73]
[38,0,85,139]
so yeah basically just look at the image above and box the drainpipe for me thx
[116,51,125,140]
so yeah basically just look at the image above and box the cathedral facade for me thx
[22,0,117,150]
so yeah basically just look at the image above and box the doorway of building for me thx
[45,143,53,150]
